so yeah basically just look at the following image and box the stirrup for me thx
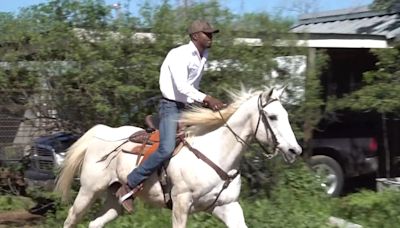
[119,189,135,204]
[118,183,143,203]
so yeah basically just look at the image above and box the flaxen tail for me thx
[54,124,104,202]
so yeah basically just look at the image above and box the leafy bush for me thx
[334,189,400,228]
[0,195,34,212]
[241,160,334,228]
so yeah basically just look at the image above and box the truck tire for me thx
[309,155,344,197]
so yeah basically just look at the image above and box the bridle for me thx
[255,94,280,158]
[220,93,280,159]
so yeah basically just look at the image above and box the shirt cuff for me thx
[196,92,207,103]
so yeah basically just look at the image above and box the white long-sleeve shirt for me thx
[159,41,207,103]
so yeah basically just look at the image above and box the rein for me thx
[181,137,239,211]
[182,94,279,211]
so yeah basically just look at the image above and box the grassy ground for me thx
[0,195,43,227]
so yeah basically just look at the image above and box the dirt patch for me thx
[0,209,43,227]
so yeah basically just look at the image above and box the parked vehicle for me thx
[25,132,79,181]
[308,111,381,196]
[309,137,378,196]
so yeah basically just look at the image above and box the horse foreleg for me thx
[211,201,247,228]
[88,183,122,228]
[172,193,191,228]
[63,188,98,228]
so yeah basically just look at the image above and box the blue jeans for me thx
[127,98,184,188]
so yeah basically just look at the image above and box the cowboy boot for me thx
[116,183,143,213]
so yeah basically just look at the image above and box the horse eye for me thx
[268,115,277,121]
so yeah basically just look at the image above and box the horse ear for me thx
[261,88,274,104]
[267,88,274,98]
[276,85,286,98]
[264,87,284,102]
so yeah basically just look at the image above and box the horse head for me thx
[253,87,302,163]
[180,86,302,163]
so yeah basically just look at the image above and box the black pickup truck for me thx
[25,132,79,181]
[309,137,378,196]
[308,111,381,196]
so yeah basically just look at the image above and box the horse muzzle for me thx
[280,145,302,164]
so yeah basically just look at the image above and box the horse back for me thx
[94,125,143,141]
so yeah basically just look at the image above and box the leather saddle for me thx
[125,114,183,165]
[125,115,159,165]
[123,114,180,209]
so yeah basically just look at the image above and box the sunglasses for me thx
[202,32,213,38]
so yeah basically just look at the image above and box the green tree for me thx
[331,43,400,114]
[0,2,338,227]
[0,0,312,197]
[1,0,304,133]
[371,0,399,10]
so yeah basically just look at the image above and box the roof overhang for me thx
[288,33,389,48]
[294,38,388,48]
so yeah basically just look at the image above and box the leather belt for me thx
[161,97,186,109]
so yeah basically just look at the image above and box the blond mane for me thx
[180,88,263,136]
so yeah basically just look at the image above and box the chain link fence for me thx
[0,115,28,163]
[0,89,63,194]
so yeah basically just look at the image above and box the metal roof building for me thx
[290,5,400,48]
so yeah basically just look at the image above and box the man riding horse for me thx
[117,19,225,212]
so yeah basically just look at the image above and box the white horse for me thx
[54,87,302,228]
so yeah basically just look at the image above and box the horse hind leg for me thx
[211,201,248,228]
[63,187,99,228]
[88,183,122,228]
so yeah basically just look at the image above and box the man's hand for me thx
[203,95,226,111]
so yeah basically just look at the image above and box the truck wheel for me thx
[309,155,344,197]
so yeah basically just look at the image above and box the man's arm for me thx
[169,64,225,110]
[168,64,206,103]
[168,52,225,110]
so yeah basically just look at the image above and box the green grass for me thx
[2,161,400,227]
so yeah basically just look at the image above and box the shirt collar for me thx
[189,41,208,59]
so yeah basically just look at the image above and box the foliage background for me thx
[1,0,400,227]
[0,0,306,133]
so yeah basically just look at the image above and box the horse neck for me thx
[211,97,258,170]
